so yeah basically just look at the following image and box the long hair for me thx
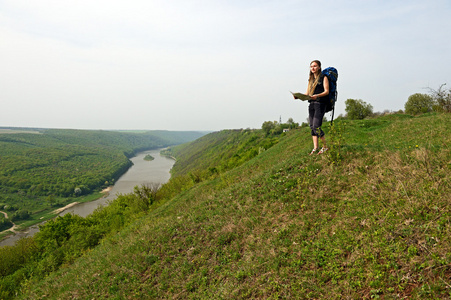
[308,60,322,95]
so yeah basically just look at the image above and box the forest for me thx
[0,128,205,233]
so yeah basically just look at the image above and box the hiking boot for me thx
[309,148,317,155]
[318,147,328,154]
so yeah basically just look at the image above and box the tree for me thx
[0,218,13,231]
[261,121,276,135]
[286,118,299,129]
[427,84,451,112]
[273,123,283,135]
[74,187,82,196]
[404,93,434,115]
[345,99,373,120]
[11,209,30,221]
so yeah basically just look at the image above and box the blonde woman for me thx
[306,60,329,155]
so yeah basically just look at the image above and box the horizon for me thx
[1,1,450,131]
[0,126,214,133]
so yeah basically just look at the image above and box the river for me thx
[0,148,175,247]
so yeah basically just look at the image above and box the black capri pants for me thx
[308,101,327,137]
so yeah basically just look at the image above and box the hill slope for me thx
[19,114,451,299]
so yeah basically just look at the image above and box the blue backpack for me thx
[321,67,338,114]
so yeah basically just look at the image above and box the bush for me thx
[427,83,451,112]
[0,218,13,231]
[405,93,434,115]
[345,99,373,120]
[11,210,31,222]
[3,205,16,212]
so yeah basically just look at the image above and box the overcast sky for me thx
[1,0,450,131]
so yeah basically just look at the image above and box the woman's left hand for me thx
[311,95,317,100]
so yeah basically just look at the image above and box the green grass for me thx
[16,113,451,299]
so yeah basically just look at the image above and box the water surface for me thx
[61,149,174,217]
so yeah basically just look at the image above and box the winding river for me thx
[0,149,175,247]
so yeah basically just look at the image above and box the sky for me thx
[1,0,450,131]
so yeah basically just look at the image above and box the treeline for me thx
[342,83,451,120]
[0,129,205,197]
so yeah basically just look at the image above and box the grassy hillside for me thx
[162,128,279,177]
[16,113,451,298]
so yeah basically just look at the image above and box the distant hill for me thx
[8,113,451,299]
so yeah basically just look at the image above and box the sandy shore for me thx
[50,187,113,215]
[101,186,113,194]
[52,202,80,214]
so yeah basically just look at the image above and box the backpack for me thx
[321,67,338,114]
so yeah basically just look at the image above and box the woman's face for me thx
[310,62,320,75]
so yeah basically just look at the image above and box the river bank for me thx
[0,191,110,245]
[0,149,175,247]
[49,187,112,215]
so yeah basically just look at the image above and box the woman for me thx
[306,60,329,155]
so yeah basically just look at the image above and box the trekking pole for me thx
[331,107,335,126]
[330,91,337,126]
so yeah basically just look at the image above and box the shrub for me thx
[405,93,434,115]
[11,209,31,222]
[0,218,13,231]
[427,83,451,112]
[345,99,373,119]
[3,205,16,212]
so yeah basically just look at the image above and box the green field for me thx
[1,113,450,299]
